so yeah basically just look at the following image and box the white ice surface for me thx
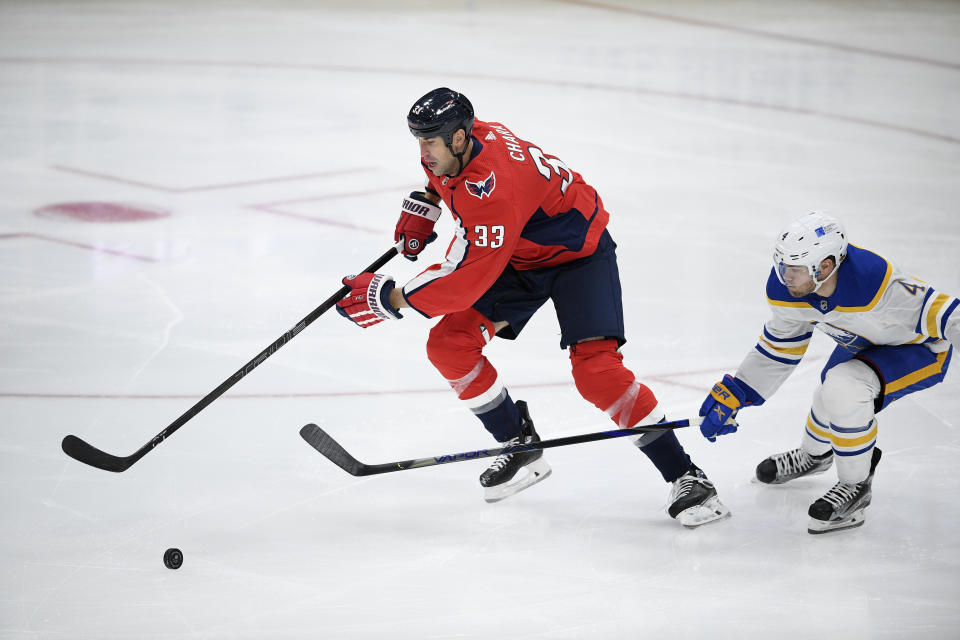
[1,1,959,638]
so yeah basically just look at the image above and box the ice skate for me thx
[668,463,730,528]
[480,401,552,503]
[756,447,833,484]
[808,447,882,534]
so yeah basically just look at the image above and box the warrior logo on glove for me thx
[336,273,403,328]
[395,191,441,261]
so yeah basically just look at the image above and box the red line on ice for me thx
[51,165,375,193]
[0,232,159,263]
[0,366,731,399]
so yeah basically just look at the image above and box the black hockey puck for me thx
[163,548,183,570]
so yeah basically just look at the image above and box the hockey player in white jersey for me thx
[698,212,957,534]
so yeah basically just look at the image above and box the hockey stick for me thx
[299,417,704,477]
[62,244,402,473]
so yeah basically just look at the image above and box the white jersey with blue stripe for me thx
[736,244,959,402]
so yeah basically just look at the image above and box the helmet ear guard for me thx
[773,211,848,291]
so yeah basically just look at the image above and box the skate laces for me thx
[775,449,814,476]
[671,469,710,501]
[488,436,522,471]
[821,481,860,508]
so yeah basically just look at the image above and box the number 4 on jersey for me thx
[528,145,573,194]
[899,281,927,296]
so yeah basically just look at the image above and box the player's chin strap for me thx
[446,136,471,177]
[811,256,845,294]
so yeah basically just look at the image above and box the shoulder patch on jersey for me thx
[465,171,496,199]
[485,131,497,141]
[834,245,892,312]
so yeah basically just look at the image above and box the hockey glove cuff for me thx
[336,273,403,328]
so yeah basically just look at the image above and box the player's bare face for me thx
[418,137,455,176]
[780,265,817,297]
[780,258,837,297]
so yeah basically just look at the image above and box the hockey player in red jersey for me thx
[336,87,729,527]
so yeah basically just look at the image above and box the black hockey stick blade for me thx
[300,416,705,477]
[61,244,401,473]
[299,424,370,476]
[61,435,135,473]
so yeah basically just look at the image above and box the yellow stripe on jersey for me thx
[767,297,809,308]
[926,294,950,339]
[759,337,809,356]
[905,335,927,345]
[885,350,950,394]
[836,259,892,313]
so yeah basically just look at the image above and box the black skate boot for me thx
[807,447,882,534]
[756,448,833,484]
[667,463,731,528]
[479,400,552,503]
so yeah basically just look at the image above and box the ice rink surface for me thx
[1,0,959,637]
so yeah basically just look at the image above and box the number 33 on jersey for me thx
[402,119,611,318]
[474,224,505,248]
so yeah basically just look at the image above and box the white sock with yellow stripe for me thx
[801,391,834,457]
[809,359,882,484]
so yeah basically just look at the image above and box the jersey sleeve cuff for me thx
[734,376,766,407]
[401,288,434,319]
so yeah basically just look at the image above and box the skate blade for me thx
[483,458,552,503]
[807,508,866,534]
[677,495,732,529]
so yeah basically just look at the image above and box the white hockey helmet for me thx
[773,211,848,292]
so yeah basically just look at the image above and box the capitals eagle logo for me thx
[465,171,496,199]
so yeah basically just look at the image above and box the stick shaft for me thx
[63,245,401,472]
[301,417,703,477]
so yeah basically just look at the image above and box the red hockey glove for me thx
[336,273,403,328]
[395,191,441,261]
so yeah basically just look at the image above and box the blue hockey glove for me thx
[699,374,747,442]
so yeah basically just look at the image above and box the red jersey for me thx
[402,119,610,318]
